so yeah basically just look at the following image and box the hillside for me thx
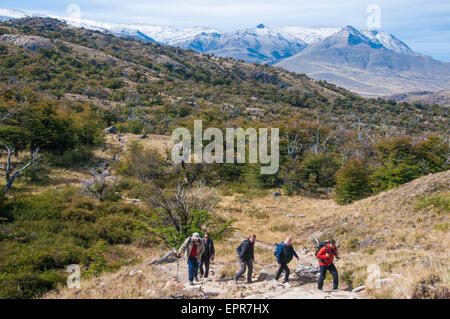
[0,17,448,299]
[3,10,450,97]
[385,90,450,107]
[1,18,448,136]
[45,170,449,299]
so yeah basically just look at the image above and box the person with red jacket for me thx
[317,239,339,291]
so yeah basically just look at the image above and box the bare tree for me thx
[285,131,303,159]
[150,180,218,235]
[0,109,14,126]
[0,106,35,193]
[81,163,116,202]
[1,144,39,193]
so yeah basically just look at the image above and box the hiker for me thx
[199,232,215,278]
[317,239,339,291]
[177,232,205,285]
[275,237,299,284]
[233,234,256,283]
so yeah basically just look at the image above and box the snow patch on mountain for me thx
[0,8,29,21]
[361,30,418,56]
[0,8,422,63]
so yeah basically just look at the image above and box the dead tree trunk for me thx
[1,144,37,193]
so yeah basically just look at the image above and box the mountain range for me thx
[2,8,450,98]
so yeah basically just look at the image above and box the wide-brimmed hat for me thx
[192,232,201,239]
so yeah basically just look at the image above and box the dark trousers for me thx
[318,263,339,290]
[234,260,253,282]
[275,263,290,282]
[199,256,210,277]
[187,256,199,282]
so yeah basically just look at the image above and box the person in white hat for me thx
[177,232,205,285]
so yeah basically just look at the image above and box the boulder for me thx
[103,126,117,134]
[272,192,282,197]
[0,34,52,51]
[359,237,374,249]
[294,264,320,282]
[256,271,269,282]
[147,250,178,265]
[129,269,143,277]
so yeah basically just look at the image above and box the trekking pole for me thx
[176,254,180,281]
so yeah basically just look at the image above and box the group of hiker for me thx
[177,232,339,291]
[177,232,215,285]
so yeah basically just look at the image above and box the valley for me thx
[0,17,448,300]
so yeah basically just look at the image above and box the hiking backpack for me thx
[236,241,244,255]
[273,243,280,256]
[315,241,329,258]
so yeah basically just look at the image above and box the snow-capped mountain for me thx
[175,24,344,64]
[276,26,450,96]
[360,29,418,56]
[2,8,448,96]
[0,8,417,64]
[0,8,29,21]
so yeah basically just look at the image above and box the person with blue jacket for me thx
[275,237,299,284]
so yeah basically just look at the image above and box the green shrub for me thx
[433,223,448,232]
[0,188,147,298]
[415,194,449,215]
[347,238,360,250]
[335,159,370,204]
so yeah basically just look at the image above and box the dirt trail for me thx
[149,235,365,299]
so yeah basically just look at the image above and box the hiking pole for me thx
[176,253,180,281]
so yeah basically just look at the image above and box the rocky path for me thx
[149,236,365,299]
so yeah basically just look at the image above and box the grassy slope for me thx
[216,170,449,298]
[44,164,449,299]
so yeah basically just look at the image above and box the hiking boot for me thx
[247,279,253,284]
[284,282,291,288]
[189,281,194,285]
[194,276,199,282]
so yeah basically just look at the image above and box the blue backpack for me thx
[273,243,281,256]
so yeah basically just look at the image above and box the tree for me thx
[81,163,117,202]
[143,161,235,247]
[335,159,370,205]
[0,106,37,193]
[149,181,219,246]
[118,141,167,186]
[105,79,122,90]
[370,137,422,192]
[299,152,341,192]
[415,135,450,174]
[1,144,38,193]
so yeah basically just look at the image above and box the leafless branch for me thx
[1,144,38,193]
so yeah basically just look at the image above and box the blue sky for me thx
[3,0,450,61]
